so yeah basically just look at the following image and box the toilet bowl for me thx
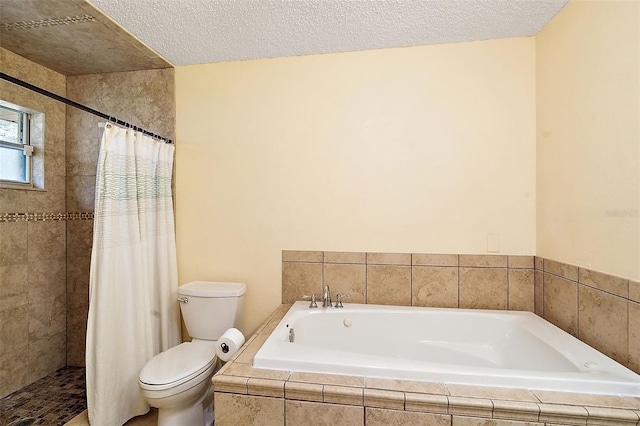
[138,281,246,426]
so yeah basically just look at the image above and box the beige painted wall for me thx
[536,0,639,281]
[175,38,536,334]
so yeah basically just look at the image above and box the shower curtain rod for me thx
[0,72,173,144]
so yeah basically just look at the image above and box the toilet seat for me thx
[139,341,217,391]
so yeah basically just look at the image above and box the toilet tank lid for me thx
[179,281,246,297]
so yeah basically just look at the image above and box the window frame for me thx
[0,103,33,188]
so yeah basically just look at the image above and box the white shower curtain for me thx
[86,125,180,426]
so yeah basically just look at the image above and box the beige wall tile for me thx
[66,175,96,212]
[537,403,588,425]
[282,250,323,262]
[224,362,291,381]
[0,222,28,266]
[66,136,99,176]
[366,265,411,306]
[0,189,28,213]
[492,399,540,422]
[0,304,28,356]
[533,390,635,409]
[534,270,543,316]
[324,251,366,264]
[629,281,640,303]
[28,332,65,382]
[412,253,458,267]
[452,416,542,426]
[542,273,578,336]
[534,256,543,271]
[66,311,87,367]
[288,372,364,387]
[323,264,366,304]
[508,255,534,269]
[0,345,29,398]
[363,388,405,410]
[285,400,363,426]
[447,396,493,417]
[628,301,640,374]
[214,393,284,426]
[212,375,248,394]
[67,255,91,294]
[284,381,323,402]
[247,378,284,398]
[27,174,66,212]
[366,252,411,265]
[579,268,629,298]
[404,392,448,414]
[459,255,507,268]
[543,259,579,281]
[459,268,507,310]
[66,220,93,258]
[584,406,639,425]
[323,385,364,406]
[0,263,28,311]
[366,407,450,426]
[578,285,628,365]
[412,266,458,308]
[282,262,322,304]
[508,269,534,311]
[366,377,448,395]
[446,384,538,402]
[27,221,65,262]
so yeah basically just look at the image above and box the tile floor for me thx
[65,409,157,425]
[1,367,86,426]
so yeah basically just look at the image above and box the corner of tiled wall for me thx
[535,257,639,374]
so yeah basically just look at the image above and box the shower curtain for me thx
[86,125,180,426]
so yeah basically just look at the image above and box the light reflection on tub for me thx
[253,301,640,396]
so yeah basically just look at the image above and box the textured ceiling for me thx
[88,0,569,66]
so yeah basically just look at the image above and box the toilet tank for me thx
[178,281,246,341]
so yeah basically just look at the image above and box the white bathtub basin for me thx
[253,302,640,396]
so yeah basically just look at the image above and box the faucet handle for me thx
[302,294,318,308]
[334,294,351,308]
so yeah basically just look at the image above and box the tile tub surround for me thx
[212,304,640,426]
[283,251,639,375]
[282,251,535,311]
[535,258,640,375]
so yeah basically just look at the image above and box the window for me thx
[0,104,33,186]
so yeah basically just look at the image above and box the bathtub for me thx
[253,301,640,396]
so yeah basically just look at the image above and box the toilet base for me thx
[155,386,213,426]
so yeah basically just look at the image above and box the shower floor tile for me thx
[1,367,86,426]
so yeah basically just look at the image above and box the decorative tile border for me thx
[0,212,93,222]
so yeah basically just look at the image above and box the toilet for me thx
[138,281,246,426]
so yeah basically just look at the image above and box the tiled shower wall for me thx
[282,251,640,375]
[0,47,67,397]
[0,44,175,397]
[65,68,176,366]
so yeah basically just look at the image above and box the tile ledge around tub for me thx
[212,304,640,425]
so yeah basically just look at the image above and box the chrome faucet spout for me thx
[322,285,332,308]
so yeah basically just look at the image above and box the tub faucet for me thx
[322,285,332,308]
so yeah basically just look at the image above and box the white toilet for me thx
[138,281,246,426]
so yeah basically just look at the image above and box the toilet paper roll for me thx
[216,328,245,362]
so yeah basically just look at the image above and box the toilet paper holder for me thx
[220,343,229,353]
